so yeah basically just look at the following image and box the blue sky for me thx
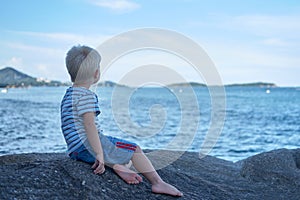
[1,0,299,86]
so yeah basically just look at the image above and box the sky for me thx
[0,0,300,86]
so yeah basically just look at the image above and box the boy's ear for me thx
[94,68,100,80]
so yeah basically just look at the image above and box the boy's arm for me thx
[83,112,105,174]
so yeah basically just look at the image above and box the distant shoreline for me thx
[1,67,299,88]
[1,83,299,89]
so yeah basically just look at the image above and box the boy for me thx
[60,45,182,197]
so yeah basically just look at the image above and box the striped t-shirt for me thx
[60,87,101,154]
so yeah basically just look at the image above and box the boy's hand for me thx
[92,154,105,174]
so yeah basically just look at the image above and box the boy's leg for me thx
[131,146,183,197]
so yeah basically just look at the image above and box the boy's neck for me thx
[73,82,91,89]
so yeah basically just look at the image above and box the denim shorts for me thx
[70,134,137,165]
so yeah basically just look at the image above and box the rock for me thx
[0,149,300,200]
[240,148,300,185]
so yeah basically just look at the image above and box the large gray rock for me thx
[1,149,300,200]
[240,148,300,185]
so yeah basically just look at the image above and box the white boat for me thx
[1,88,8,93]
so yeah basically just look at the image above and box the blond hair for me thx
[65,45,101,83]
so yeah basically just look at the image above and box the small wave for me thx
[16,136,26,140]
[228,148,258,154]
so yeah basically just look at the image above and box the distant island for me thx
[0,67,68,88]
[0,66,278,88]
[167,82,206,87]
[225,82,277,87]
[167,82,276,88]
[97,80,128,88]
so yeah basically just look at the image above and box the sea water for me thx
[0,86,299,162]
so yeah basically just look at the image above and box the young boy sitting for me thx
[60,45,182,197]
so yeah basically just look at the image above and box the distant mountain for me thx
[0,67,277,88]
[226,82,277,87]
[97,81,277,88]
[0,67,66,87]
[168,82,277,88]
[97,81,128,88]
[167,82,206,87]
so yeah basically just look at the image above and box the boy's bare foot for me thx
[113,164,143,184]
[124,160,132,169]
[152,181,183,197]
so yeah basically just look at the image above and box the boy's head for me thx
[65,45,101,84]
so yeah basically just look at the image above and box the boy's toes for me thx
[113,164,143,185]
[130,176,142,184]
[128,178,139,184]
[177,191,183,196]
[136,175,143,182]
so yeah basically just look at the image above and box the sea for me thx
[0,86,299,162]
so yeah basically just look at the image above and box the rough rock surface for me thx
[1,148,300,200]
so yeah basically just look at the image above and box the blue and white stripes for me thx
[60,87,101,154]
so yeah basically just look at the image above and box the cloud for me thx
[5,57,23,67]
[5,42,65,57]
[209,45,300,86]
[88,0,140,13]
[0,30,117,81]
[1,42,67,80]
[204,38,300,69]
[234,15,300,29]
[189,14,300,40]
[36,64,47,72]
[188,13,300,83]
[228,14,300,39]
[262,38,289,46]
[7,31,110,46]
